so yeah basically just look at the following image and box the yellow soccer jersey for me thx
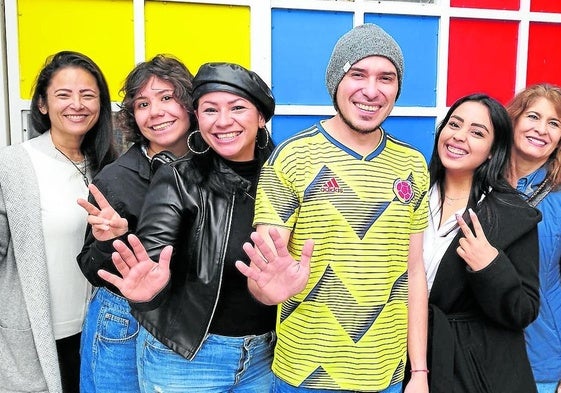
[254,123,429,391]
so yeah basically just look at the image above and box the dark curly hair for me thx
[116,54,196,145]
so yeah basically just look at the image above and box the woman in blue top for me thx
[506,83,561,393]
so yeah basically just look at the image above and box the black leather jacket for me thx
[77,143,151,292]
[131,155,254,360]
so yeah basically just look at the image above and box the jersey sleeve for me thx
[253,151,300,230]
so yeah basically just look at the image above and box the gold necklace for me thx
[444,195,468,206]
[54,146,89,186]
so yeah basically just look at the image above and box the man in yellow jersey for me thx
[236,23,429,393]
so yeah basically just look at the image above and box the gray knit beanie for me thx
[326,23,404,102]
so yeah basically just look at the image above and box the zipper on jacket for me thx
[189,191,235,358]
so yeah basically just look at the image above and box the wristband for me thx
[410,369,429,373]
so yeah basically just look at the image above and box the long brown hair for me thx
[506,83,561,188]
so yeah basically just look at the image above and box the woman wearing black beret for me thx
[98,62,277,392]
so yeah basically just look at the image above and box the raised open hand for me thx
[77,184,128,241]
[235,227,314,305]
[456,208,498,271]
[98,234,171,302]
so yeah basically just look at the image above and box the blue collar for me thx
[516,166,548,196]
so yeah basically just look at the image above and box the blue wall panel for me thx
[382,116,435,161]
[271,9,353,105]
[365,13,439,107]
[271,115,330,143]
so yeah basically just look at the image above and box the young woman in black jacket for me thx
[77,54,195,393]
[420,94,541,393]
[96,62,278,392]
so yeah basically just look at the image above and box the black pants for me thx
[56,332,81,393]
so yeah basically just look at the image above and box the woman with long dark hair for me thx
[422,93,540,393]
[0,51,116,392]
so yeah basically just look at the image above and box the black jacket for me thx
[428,191,541,393]
[77,143,151,292]
[131,155,257,360]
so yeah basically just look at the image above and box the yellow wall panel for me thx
[145,2,250,75]
[18,0,135,100]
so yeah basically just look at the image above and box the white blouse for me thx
[423,185,463,292]
[24,131,91,339]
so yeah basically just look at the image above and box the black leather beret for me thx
[192,62,275,122]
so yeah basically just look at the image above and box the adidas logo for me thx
[321,178,343,193]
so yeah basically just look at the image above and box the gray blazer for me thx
[0,144,62,393]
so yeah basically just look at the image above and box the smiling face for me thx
[132,76,191,157]
[437,101,495,176]
[511,96,561,169]
[39,66,100,143]
[334,56,398,135]
[195,91,265,162]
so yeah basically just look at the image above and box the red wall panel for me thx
[451,0,519,11]
[447,18,518,105]
[530,0,561,13]
[526,23,561,87]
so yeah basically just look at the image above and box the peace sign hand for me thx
[77,183,129,241]
[456,208,499,271]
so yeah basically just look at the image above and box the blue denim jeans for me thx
[537,382,559,393]
[272,374,402,393]
[137,326,275,393]
[80,287,141,393]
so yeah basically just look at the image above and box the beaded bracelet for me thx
[410,369,430,373]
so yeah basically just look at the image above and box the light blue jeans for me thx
[137,326,276,393]
[272,374,402,393]
[537,382,559,393]
[80,287,141,393]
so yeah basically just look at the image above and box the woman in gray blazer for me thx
[0,51,116,393]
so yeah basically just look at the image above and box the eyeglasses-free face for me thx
[196,91,265,162]
[40,66,101,143]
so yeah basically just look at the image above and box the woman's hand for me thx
[235,227,314,305]
[98,234,171,302]
[77,183,129,241]
[456,208,498,271]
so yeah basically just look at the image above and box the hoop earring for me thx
[256,127,270,150]
[187,130,210,154]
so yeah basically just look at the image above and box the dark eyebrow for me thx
[200,97,249,106]
[150,88,174,94]
[53,88,98,94]
[470,122,489,132]
[133,88,174,102]
[450,114,489,133]
[528,110,561,123]
[347,66,397,78]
